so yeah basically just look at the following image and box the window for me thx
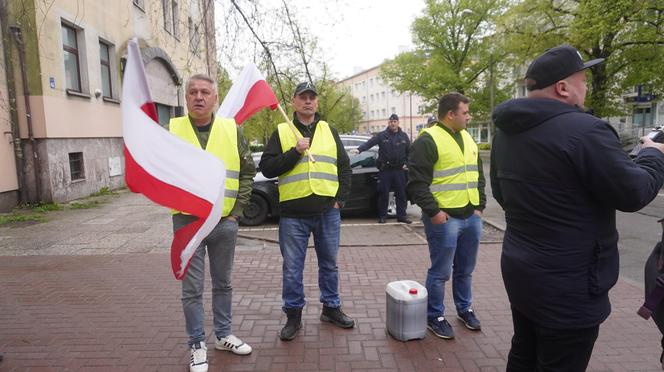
[99,41,112,98]
[162,0,172,33]
[381,109,386,117]
[69,152,84,181]
[172,0,179,39]
[391,106,396,114]
[188,17,201,54]
[156,103,172,126]
[62,24,82,92]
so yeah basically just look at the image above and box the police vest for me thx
[422,125,479,208]
[169,116,240,217]
[277,121,338,202]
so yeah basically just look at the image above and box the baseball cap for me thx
[389,114,399,121]
[294,81,317,96]
[525,44,604,90]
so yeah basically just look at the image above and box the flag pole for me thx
[277,103,316,163]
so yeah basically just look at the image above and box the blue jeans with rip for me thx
[174,214,238,346]
[423,213,482,319]
[279,206,342,311]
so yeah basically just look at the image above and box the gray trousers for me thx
[173,214,238,346]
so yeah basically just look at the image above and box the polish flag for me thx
[217,63,279,124]
[122,38,226,280]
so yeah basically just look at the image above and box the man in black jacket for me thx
[491,44,664,371]
[354,113,411,223]
[259,82,354,341]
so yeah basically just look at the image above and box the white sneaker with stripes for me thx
[215,334,252,355]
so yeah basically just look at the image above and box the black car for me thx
[240,136,395,226]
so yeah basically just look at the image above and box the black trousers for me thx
[377,168,407,218]
[506,307,599,372]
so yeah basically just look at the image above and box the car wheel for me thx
[240,193,269,226]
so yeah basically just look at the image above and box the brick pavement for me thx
[1,244,662,371]
[0,192,662,371]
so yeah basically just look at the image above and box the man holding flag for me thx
[260,82,354,341]
[170,74,256,372]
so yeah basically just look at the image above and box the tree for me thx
[500,0,664,117]
[381,0,511,120]
[216,0,363,143]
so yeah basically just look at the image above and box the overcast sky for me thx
[297,0,426,79]
[217,0,426,80]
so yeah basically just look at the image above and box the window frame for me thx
[99,40,112,98]
[62,23,82,93]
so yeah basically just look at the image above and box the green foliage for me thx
[0,213,46,225]
[500,0,664,117]
[238,73,363,144]
[381,0,511,121]
[69,201,101,209]
[90,187,114,197]
[478,143,491,150]
[30,202,62,213]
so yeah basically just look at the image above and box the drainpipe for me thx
[9,25,41,202]
[0,3,26,203]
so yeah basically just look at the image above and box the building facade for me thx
[0,0,216,211]
[338,65,430,139]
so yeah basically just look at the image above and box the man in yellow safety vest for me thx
[407,92,486,340]
[169,74,256,372]
[259,82,354,341]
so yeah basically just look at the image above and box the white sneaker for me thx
[215,334,252,355]
[189,341,208,372]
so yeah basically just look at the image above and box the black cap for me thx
[389,114,399,121]
[427,116,437,125]
[525,44,604,90]
[294,82,317,96]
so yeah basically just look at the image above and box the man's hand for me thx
[295,137,310,154]
[350,148,359,155]
[333,202,341,209]
[641,136,664,154]
[226,216,237,222]
[474,210,483,217]
[431,211,448,224]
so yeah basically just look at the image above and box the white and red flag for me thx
[217,63,279,124]
[121,38,226,280]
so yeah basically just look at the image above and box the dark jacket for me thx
[357,127,410,169]
[407,123,486,219]
[490,98,664,329]
[259,113,351,218]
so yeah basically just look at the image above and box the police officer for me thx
[354,114,411,224]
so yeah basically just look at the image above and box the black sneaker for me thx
[457,309,481,330]
[397,217,412,224]
[428,316,455,339]
[320,306,355,328]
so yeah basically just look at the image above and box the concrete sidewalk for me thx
[0,191,661,371]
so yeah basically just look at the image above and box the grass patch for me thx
[69,201,100,209]
[90,187,115,197]
[30,202,63,213]
[0,213,46,225]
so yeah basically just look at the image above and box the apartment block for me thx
[0,0,216,211]
[338,65,430,139]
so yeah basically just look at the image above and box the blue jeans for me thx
[173,214,238,346]
[423,213,482,319]
[279,207,341,310]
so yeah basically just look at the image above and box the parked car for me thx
[240,135,396,226]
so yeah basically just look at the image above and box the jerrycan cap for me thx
[409,288,418,295]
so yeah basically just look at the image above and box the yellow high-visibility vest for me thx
[169,116,240,216]
[277,121,338,202]
[422,125,479,208]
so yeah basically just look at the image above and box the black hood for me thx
[492,98,584,135]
